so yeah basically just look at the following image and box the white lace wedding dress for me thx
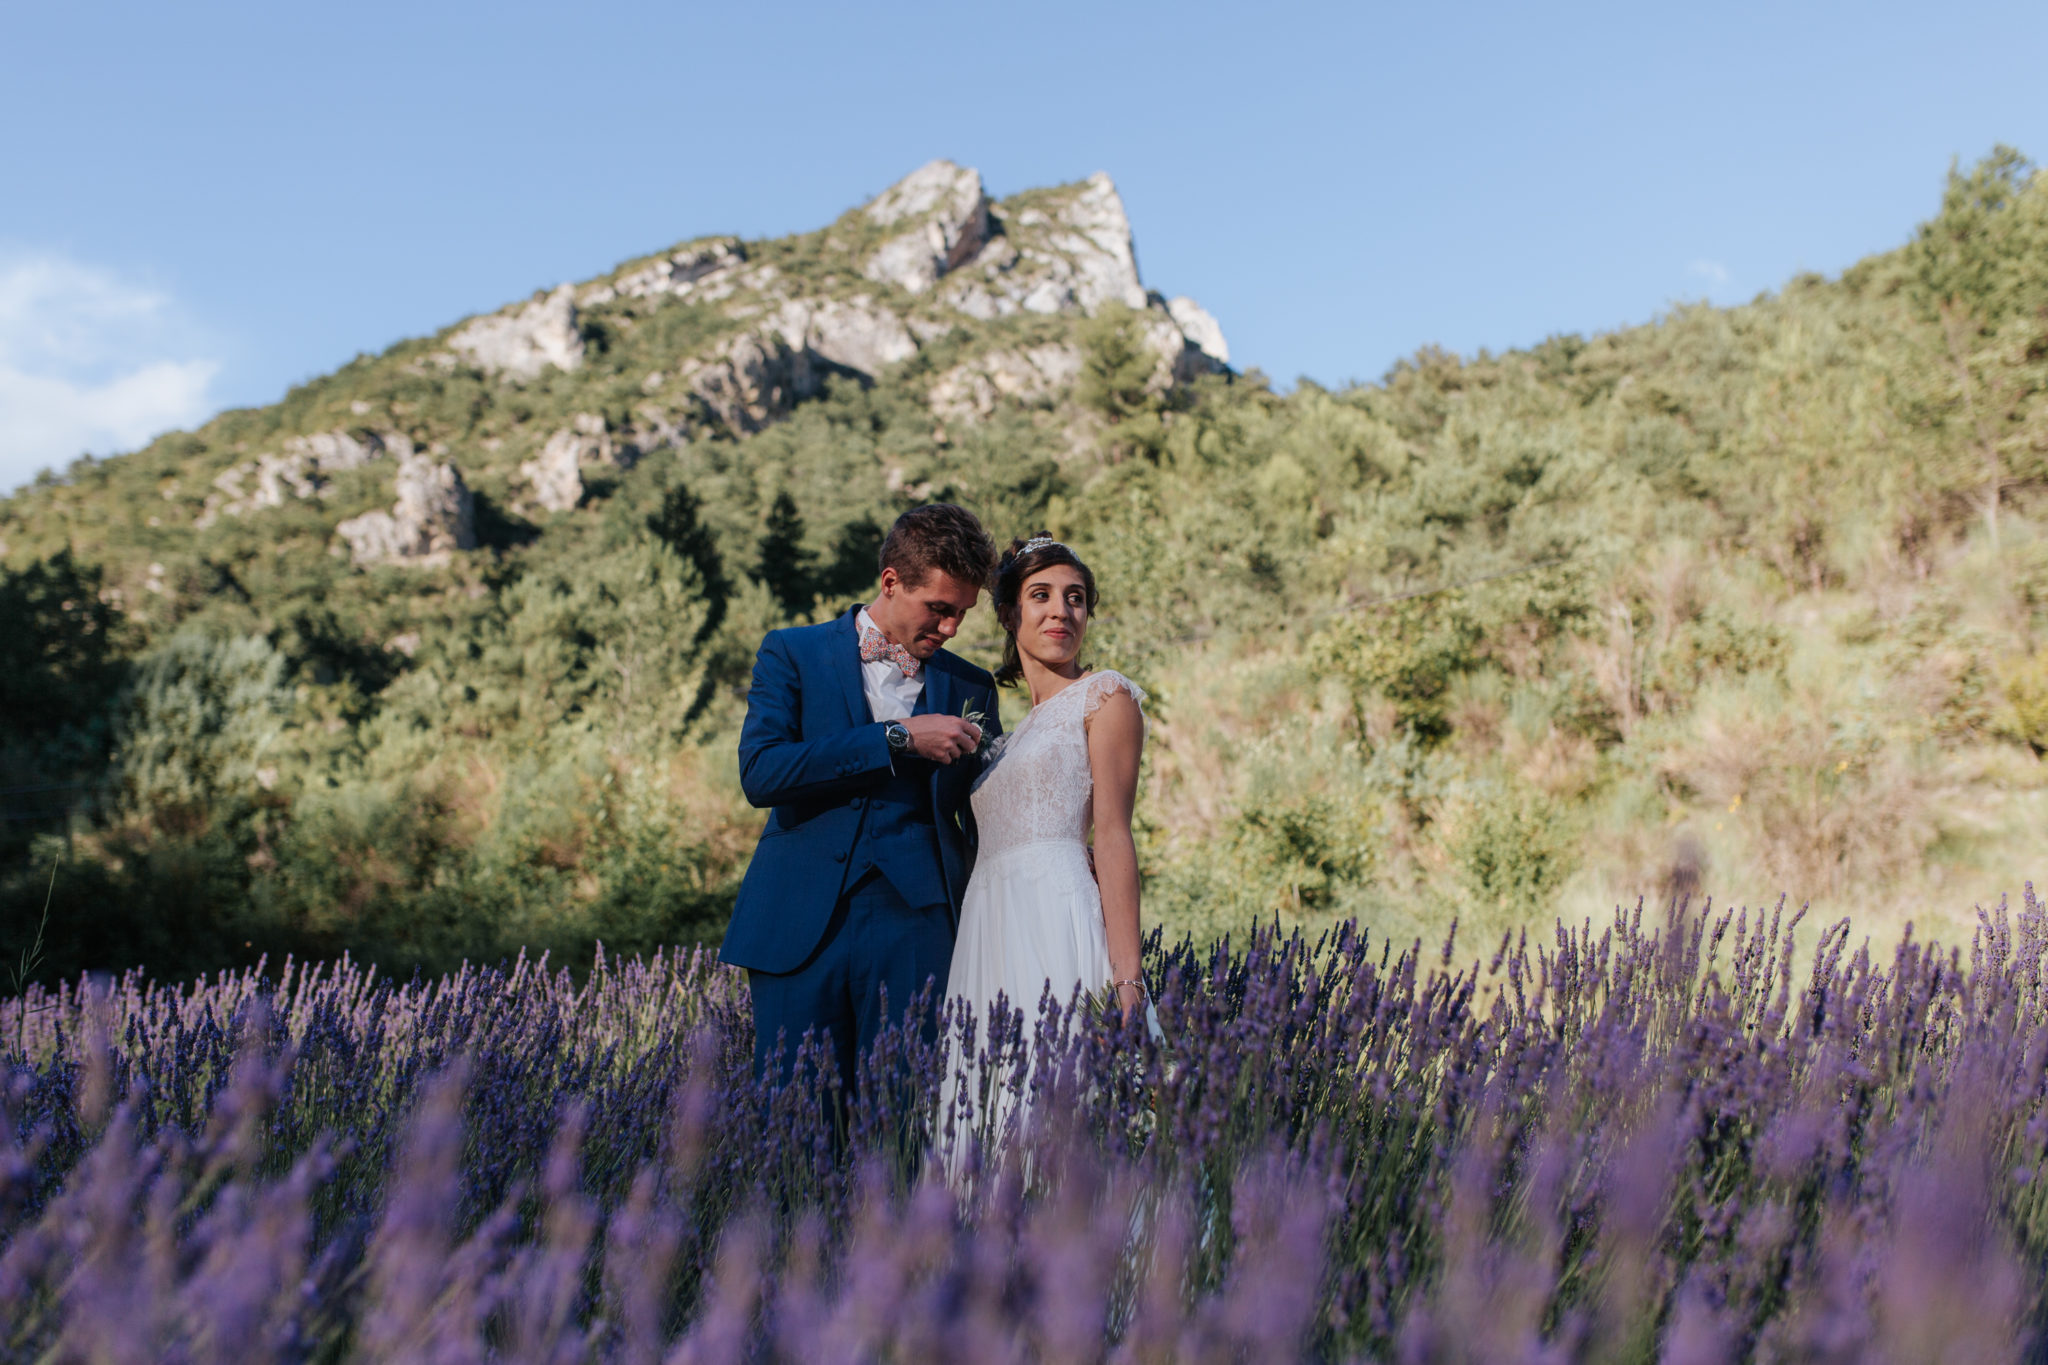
[940,669,1146,1156]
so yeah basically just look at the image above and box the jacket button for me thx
[834,850,847,862]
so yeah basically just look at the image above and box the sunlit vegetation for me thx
[1,151,2045,980]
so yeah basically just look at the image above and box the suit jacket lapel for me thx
[920,657,951,723]
[832,608,871,729]
[921,658,959,817]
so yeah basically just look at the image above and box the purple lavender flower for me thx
[2,894,2048,1358]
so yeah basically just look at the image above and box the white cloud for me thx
[0,252,221,493]
[0,361,219,485]
[1686,258,1732,288]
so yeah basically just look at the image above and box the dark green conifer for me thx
[754,491,816,616]
[1075,303,1159,423]
[647,482,730,640]
[817,516,884,603]
[0,551,128,769]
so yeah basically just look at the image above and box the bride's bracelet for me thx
[1113,977,1148,999]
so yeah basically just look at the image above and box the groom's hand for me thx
[900,715,982,764]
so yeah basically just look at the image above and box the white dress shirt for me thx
[857,607,924,722]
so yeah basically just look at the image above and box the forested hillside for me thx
[3,152,2045,981]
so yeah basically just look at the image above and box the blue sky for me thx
[4,0,2046,490]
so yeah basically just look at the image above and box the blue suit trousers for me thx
[747,867,953,1093]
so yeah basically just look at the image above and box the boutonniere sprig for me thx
[960,697,990,755]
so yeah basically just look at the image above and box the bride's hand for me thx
[1114,979,1144,1021]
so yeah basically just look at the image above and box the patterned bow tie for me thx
[859,624,922,678]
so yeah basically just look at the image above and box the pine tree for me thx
[1076,302,1174,461]
[1075,303,1160,423]
[754,491,817,616]
[646,482,730,641]
[0,550,129,768]
[1908,147,2048,550]
[817,516,884,603]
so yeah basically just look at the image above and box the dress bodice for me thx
[970,670,1146,862]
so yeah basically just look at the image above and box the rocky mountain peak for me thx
[862,160,993,295]
[864,159,984,228]
[114,161,1237,566]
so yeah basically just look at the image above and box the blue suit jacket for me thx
[719,607,1002,975]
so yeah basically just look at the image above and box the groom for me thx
[721,504,1002,1092]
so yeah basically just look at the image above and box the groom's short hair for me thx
[880,504,998,590]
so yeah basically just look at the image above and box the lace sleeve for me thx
[1080,670,1147,723]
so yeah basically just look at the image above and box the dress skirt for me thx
[939,836,1112,1165]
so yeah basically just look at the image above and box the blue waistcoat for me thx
[851,686,948,910]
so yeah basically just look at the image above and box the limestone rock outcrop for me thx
[335,454,476,566]
[1167,296,1230,366]
[1141,311,1224,387]
[930,344,1083,422]
[684,333,814,434]
[197,429,414,527]
[941,172,1148,319]
[607,239,744,303]
[1034,172,1149,314]
[521,430,587,514]
[448,285,583,380]
[519,414,621,513]
[862,161,992,295]
[203,452,316,522]
[773,297,918,377]
[678,295,918,435]
[292,429,392,473]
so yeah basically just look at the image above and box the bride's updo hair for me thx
[994,532,1099,687]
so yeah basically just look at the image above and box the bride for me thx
[941,532,1149,1157]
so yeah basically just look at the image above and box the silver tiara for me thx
[1021,535,1066,555]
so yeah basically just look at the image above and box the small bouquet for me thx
[960,697,990,755]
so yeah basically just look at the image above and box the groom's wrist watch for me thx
[884,720,911,754]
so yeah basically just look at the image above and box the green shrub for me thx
[1230,793,1374,914]
[2002,646,2048,754]
[1310,598,1485,743]
[112,630,293,828]
[1451,782,1576,911]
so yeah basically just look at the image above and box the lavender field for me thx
[3,893,2046,1363]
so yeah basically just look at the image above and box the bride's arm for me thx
[1086,688,1146,1020]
